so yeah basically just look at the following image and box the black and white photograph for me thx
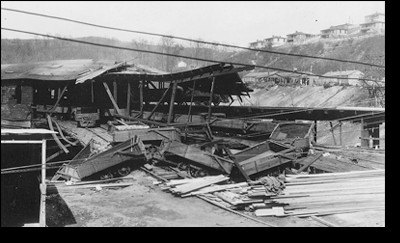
[1,1,385,227]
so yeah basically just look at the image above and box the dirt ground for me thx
[46,170,384,227]
[46,170,321,227]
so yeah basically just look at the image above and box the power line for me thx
[1,27,386,84]
[1,7,385,68]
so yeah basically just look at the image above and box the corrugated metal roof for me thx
[1,59,130,82]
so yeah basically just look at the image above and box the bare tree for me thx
[159,37,183,72]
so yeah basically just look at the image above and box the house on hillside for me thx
[249,40,267,49]
[264,36,287,47]
[286,31,314,43]
[276,71,317,86]
[360,12,385,34]
[320,23,359,38]
[242,72,275,84]
[320,70,365,86]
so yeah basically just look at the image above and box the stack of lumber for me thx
[161,175,230,197]
[160,175,286,211]
[257,169,385,217]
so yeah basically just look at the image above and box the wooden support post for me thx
[314,120,317,144]
[91,80,94,103]
[147,86,171,120]
[329,122,337,145]
[113,79,118,107]
[360,118,366,147]
[39,139,47,227]
[339,121,343,146]
[103,82,122,115]
[127,82,131,116]
[207,77,216,123]
[167,81,178,125]
[139,80,144,118]
[184,80,196,140]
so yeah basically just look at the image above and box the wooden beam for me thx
[91,80,94,103]
[329,122,337,145]
[185,80,196,139]
[39,139,47,227]
[49,84,68,116]
[127,82,131,116]
[167,81,178,124]
[339,121,343,146]
[103,81,122,115]
[207,77,216,123]
[314,120,317,143]
[296,153,323,173]
[196,195,277,227]
[113,79,118,105]
[47,114,69,154]
[310,215,339,227]
[146,86,171,120]
[139,80,144,118]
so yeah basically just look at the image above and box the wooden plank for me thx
[139,80,144,117]
[182,182,248,197]
[140,166,169,182]
[103,81,122,115]
[255,207,285,217]
[296,153,323,173]
[47,114,69,154]
[196,195,277,227]
[146,86,171,120]
[49,84,68,116]
[172,175,229,194]
[207,77,215,122]
[39,139,46,227]
[113,80,118,106]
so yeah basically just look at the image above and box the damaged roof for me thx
[1,60,253,96]
[1,59,132,82]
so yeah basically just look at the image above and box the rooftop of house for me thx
[366,12,385,17]
[287,31,313,37]
[265,36,287,41]
[321,23,354,32]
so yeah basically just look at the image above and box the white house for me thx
[360,12,385,34]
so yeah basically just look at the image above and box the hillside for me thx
[232,34,385,79]
[2,34,384,77]
[234,85,373,107]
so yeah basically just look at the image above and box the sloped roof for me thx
[287,31,312,37]
[1,59,132,82]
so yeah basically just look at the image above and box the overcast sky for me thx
[1,1,385,47]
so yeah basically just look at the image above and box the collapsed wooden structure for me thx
[1,59,385,226]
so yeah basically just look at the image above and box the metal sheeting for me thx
[1,59,127,81]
